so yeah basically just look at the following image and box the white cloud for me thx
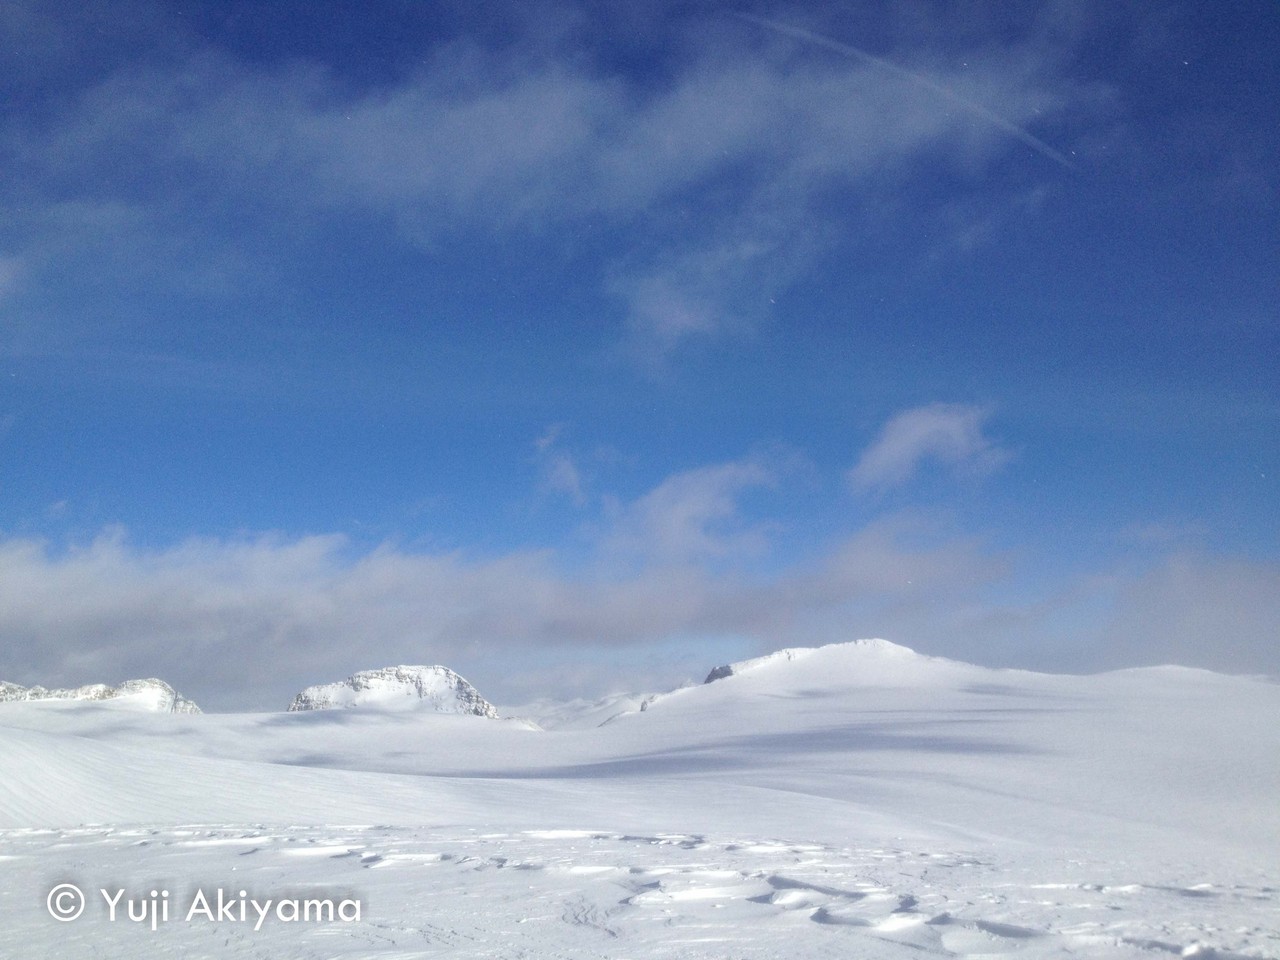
[849,403,1011,491]
[1093,553,1280,674]
[801,517,1007,600]
[6,18,1093,357]
[603,458,777,564]
[0,517,1275,712]
[0,529,743,709]
[541,454,586,505]
[535,425,587,505]
[608,215,819,361]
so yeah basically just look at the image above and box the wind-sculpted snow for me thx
[4,825,1276,959]
[0,639,1277,959]
[0,677,201,714]
[288,664,499,717]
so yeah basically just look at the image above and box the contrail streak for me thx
[737,13,1074,169]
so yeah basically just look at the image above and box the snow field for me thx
[4,825,1275,959]
[1,640,1277,958]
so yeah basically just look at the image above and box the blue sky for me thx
[1,0,1277,709]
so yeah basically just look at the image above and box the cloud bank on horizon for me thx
[2,408,1277,710]
[0,0,1276,707]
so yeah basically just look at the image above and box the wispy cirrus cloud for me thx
[850,403,1011,491]
[3,5,1096,360]
[0,256,22,301]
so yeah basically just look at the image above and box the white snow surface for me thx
[499,691,655,729]
[288,664,498,717]
[1,638,1277,959]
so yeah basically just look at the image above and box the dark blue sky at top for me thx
[0,0,1276,704]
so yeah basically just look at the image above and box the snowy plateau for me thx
[1,638,1278,960]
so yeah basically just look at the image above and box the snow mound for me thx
[0,677,201,714]
[289,665,499,717]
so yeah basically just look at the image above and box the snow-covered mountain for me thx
[704,645,815,682]
[288,664,499,717]
[0,677,201,713]
[703,637,943,684]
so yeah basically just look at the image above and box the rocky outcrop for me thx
[288,665,499,717]
[0,678,202,714]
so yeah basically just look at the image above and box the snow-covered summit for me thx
[609,639,964,720]
[703,638,928,684]
[704,646,816,683]
[0,678,201,714]
[288,665,499,717]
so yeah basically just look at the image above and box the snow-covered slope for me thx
[1,639,1277,960]
[288,664,498,717]
[0,677,200,713]
[499,691,654,729]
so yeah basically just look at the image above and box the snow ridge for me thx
[289,665,499,717]
[0,678,201,714]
